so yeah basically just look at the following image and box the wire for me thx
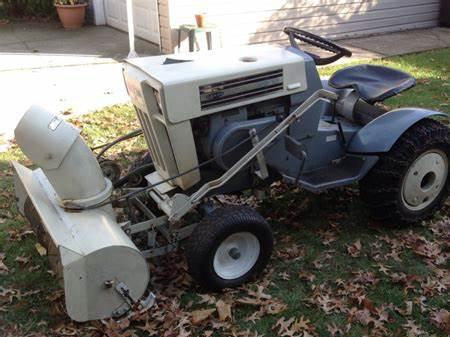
[91,130,140,151]
[93,129,143,159]
[64,123,275,211]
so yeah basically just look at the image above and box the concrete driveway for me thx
[0,22,160,139]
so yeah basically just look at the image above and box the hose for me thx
[93,129,143,159]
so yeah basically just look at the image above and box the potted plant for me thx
[54,0,87,29]
[195,13,207,28]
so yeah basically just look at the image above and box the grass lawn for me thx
[0,48,449,337]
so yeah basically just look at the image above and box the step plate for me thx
[283,156,379,192]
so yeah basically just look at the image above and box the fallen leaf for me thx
[15,255,30,265]
[35,243,47,256]
[28,265,41,272]
[327,323,343,336]
[216,299,232,322]
[347,240,362,257]
[362,298,377,314]
[273,317,295,335]
[0,253,8,275]
[405,301,413,316]
[403,320,425,337]
[197,294,216,305]
[265,300,287,315]
[191,308,215,325]
[430,309,450,333]
[279,271,290,281]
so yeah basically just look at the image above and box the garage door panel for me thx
[105,0,160,45]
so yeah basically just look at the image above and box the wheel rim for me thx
[401,150,448,211]
[213,232,260,280]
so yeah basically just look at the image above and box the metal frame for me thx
[161,89,338,221]
[121,90,338,255]
[121,194,197,258]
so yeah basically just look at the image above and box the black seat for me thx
[328,65,416,103]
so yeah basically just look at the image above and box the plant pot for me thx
[195,13,207,28]
[55,3,87,29]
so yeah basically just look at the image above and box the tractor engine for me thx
[123,45,328,192]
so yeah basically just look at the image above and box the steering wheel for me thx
[284,27,352,65]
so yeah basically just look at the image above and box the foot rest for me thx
[283,156,379,192]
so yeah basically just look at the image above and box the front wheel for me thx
[360,119,450,224]
[185,206,273,291]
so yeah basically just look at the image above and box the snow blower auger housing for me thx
[13,28,450,322]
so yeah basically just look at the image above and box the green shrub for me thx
[2,0,56,17]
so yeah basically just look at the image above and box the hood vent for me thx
[199,69,283,110]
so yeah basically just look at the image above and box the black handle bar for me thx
[283,27,352,65]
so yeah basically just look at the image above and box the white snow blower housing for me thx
[13,107,152,322]
[14,28,450,322]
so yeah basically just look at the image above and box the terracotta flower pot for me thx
[195,13,207,28]
[55,3,87,29]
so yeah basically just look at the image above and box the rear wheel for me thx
[185,206,273,290]
[360,119,450,223]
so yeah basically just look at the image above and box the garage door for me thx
[104,0,160,45]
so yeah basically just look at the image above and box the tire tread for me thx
[360,119,450,223]
[185,206,273,290]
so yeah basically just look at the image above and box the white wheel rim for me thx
[401,150,448,211]
[213,232,260,280]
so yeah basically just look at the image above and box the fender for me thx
[348,108,447,154]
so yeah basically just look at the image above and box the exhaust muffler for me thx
[12,106,150,322]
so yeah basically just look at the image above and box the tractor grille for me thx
[199,69,283,110]
[136,108,164,171]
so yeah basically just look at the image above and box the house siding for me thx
[159,0,440,53]
[158,0,173,53]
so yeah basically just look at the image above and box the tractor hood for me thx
[123,45,309,123]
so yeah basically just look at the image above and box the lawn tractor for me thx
[13,28,450,322]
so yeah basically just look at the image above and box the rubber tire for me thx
[360,118,450,224]
[185,206,273,291]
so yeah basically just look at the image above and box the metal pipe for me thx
[126,0,138,58]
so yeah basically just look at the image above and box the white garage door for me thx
[104,0,160,45]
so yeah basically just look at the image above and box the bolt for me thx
[228,248,241,260]
[104,280,114,289]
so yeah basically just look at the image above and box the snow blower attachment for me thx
[13,27,450,322]
[12,106,152,322]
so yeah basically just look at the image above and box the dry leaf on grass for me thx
[216,299,232,322]
[191,308,216,325]
[430,309,450,333]
[0,253,8,275]
[15,255,30,265]
[403,320,425,337]
[347,239,362,257]
[35,243,47,256]
[197,294,216,305]
[273,316,315,337]
[299,271,316,283]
